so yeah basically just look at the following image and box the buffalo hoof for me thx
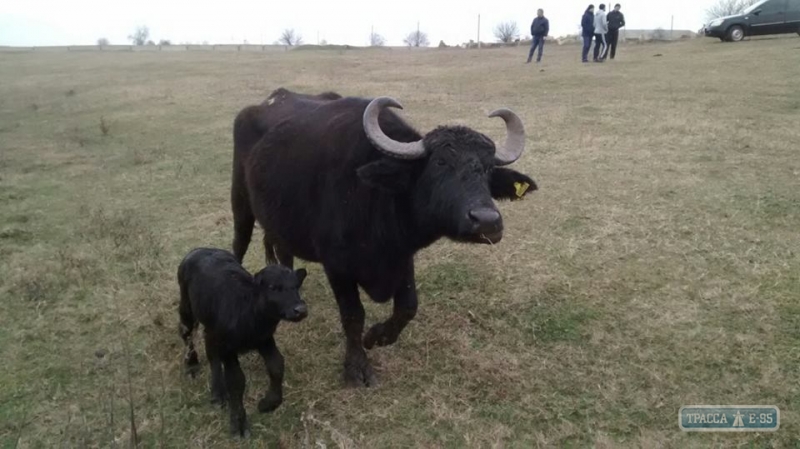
[344,356,378,388]
[210,389,228,407]
[257,391,282,413]
[229,414,250,438]
[363,323,398,349]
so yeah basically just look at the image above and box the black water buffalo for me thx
[231,88,537,387]
[178,248,308,436]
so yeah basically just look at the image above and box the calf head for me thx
[254,266,308,322]
[358,97,538,244]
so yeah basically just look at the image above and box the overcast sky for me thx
[1,0,721,47]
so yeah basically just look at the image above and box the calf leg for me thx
[364,258,418,349]
[324,268,377,387]
[204,332,227,406]
[257,337,284,413]
[222,354,249,437]
[178,284,200,377]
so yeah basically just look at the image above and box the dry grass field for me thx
[1,36,799,448]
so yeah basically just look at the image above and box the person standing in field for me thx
[526,9,550,64]
[581,5,595,63]
[606,4,626,59]
[593,4,609,62]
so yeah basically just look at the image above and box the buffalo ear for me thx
[357,159,413,193]
[490,168,538,201]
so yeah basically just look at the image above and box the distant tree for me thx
[97,38,110,46]
[128,26,149,46]
[146,40,155,46]
[279,29,303,46]
[369,31,386,46]
[403,29,430,47]
[706,0,759,21]
[320,39,328,45]
[652,28,668,40]
[494,21,520,43]
[158,39,171,46]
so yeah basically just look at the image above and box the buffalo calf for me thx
[177,247,308,437]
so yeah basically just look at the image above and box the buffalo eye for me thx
[435,158,446,166]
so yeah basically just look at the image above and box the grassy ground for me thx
[1,36,799,448]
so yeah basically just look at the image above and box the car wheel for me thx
[727,25,744,42]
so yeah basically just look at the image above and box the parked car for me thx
[704,0,800,41]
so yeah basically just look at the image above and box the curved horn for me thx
[488,108,526,166]
[363,97,426,160]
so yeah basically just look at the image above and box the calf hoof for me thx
[258,392,282,413]
[344,359,378,388]
[363,323,398,349]
[229,415,250,438]
[184,360,201,379]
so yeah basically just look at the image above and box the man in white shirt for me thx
[593,4,609,62]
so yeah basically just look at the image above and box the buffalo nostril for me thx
[468,208,501,224]
[293,304,308,317]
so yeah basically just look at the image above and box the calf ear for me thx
[490,168,538,201]
[357,159,413,193]
[295,268,307,287]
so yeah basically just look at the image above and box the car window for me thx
[753,0,785,14]
[744,0,770,14]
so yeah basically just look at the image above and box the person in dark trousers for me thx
[581,5,595,63]
[527,9,550,63]
[593,4,609,62]
[606,4,626,59]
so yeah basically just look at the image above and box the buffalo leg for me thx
[257,337,284,413]
[364,258,418,349]
[275,246,295,269]
[222,354,249,437]
[231,190,255,263]
[263,235,294,269]
[324,268,377,387]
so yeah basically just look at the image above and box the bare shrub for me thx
[706,0,759,21]
[369,31,386,47]
[279,29,303,46]
[494,21,520,43]
[128,26,149,46]
[403,30,430,47]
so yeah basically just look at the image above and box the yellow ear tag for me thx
[514,182,530,198]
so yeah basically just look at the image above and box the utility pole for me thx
[671,15,674,40]
[477,14,481,49]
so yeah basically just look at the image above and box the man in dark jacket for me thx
[527,9,549,63]
[606,4,625,59]
[581,5,595,63]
